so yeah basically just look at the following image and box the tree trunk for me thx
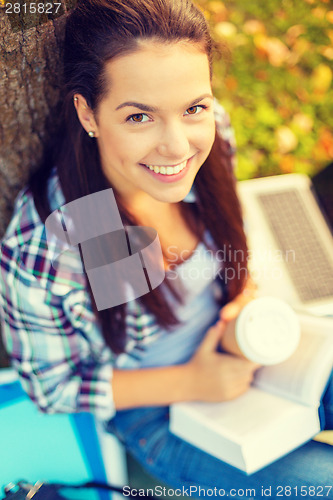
[0,0,74,366]
[0,0,74,236]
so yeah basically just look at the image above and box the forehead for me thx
[100,41,212,109]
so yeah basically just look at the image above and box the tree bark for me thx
[0,0,73,237]
[0,0,74,366]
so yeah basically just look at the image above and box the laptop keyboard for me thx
[257,190,333,303]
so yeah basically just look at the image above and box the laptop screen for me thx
[311,162,333,234]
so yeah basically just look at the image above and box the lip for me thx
[140,156,194,183]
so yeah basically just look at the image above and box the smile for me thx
[143,160,188,176]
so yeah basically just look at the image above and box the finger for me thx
[238,360,262,374]
[220,294,255,322]
[227,357,262,375]
[199,321,226,353]
[224,382,250,401]
[220,301,242,321]
[250,362,262,371]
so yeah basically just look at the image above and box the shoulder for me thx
[213,98,236,155]
[2,168,64,246]
[0,169,85,296]
[2,186,43,250]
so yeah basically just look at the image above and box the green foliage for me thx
[199,0,333,179]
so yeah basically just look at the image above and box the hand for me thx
[186,321,261,402]
[219,276,258,357]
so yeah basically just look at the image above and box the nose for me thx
[156,120,191,160]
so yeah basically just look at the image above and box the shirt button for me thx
[139,438,146,446]
[146,457,153,465]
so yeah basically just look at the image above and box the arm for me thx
[112,364,190,409]
[113,320,260,410]
[0,238,115,420]
[0,240,259,416]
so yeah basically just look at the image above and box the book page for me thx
[171,387,320,473]
[253,314,333,406]
[184,388,310,441]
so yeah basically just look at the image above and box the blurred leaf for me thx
[208,1,228,22]
[320,46,333,60]
[235,154,258,180]
[286,25,306,46]
[254,70,268,81]
[292,113,314,133]
[256,103,282,127]
[311,7,326,19]
[292,38,311,57]
[254,35,291,66]
[279,155,295,174]
[327,30,333,44]
[276,126,298,154]
[208,1,227,14]
[318,129,333,158]
[225,76,238,91]
[243,19,266,35]
[311,64,332,93]
[214,22,237,38]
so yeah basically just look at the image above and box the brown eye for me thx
[128,113,150,123]
[131,114,144,122]
[186,106,198,115]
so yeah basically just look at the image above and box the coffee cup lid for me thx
[236,297,300,365]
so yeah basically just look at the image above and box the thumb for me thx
[220,301,242,322]
[199,320,226,353]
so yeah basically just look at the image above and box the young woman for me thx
[0,0,332,496]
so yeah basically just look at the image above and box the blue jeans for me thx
[106,372,333,499]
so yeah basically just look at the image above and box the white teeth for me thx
[145,160,187,175]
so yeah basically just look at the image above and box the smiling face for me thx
[77,41,216,209]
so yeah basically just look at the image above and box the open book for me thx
[170,313,333,474]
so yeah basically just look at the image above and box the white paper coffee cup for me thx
[235,297,300,365]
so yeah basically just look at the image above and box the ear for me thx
[73,94,99,138]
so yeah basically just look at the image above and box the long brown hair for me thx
[30,0,248,354]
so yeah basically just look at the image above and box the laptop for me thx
[236,163,333,316]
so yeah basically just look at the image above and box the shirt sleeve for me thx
[213,98,237,170]
[0,229,116,421]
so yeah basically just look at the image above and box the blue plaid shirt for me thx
[0,102,235,421]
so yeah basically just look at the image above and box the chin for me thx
[151,183,194,204]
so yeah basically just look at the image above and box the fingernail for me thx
[217,320,226,329]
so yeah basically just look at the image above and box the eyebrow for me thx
[115,93,214,112]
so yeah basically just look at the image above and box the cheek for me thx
[196,121,216,152]
[99,127,142,163]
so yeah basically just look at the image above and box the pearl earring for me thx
[88,131,95,138]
